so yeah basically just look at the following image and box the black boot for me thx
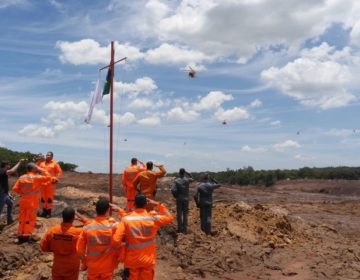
[40,209,47,217]
[45,209,51,218]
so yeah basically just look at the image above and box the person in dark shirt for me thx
[0,159,24,225]
[171,168,194,233]
[193,174,221,235]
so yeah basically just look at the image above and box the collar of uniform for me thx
[134,208,148,215]
[61,222,73,228]
[95,216,108,222]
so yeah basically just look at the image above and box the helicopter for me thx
[222,120,227,125]
[187,66,196,79]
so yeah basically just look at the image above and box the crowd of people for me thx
[0,155,222,280]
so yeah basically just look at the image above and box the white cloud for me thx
[214,107,250,121]
[261,43,356,109]
[137,116,161,126]
[270,120,281,126]
[167,107,200,121]
[129,98,154,109]
[0,0,28,9]
[193,91,233,111]
[324,128,354,137]
[145,43,210,65]
[19,124,56,138]
[115,77,157,97]
[140,0,359,62]
[294,154,314,161]
[114,112,136,125]
[249,99,262,108]
[241,145,266,153]
[56,39,144,65]
[273,139,301,151]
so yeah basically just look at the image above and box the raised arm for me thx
[148,199,173,226]
[154,164,166,178]
[7,159,25,175]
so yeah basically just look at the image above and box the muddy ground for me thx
[1,173,360,279]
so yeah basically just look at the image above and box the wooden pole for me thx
[109,41,115,213]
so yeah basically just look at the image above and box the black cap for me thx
[135,193,147,208]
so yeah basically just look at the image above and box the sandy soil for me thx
[1,173,360,279]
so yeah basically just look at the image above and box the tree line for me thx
[0,147,77,174]
[168,166,360,187]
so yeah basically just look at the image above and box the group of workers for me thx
[0,155,222,280]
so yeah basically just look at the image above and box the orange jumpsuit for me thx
[12,172,54,237]
[39,159,62,210]
[76,217,119,280]
[113,204,173,280]
[132,166,166,211]
[40,218,90,280]
[122,163,146,211]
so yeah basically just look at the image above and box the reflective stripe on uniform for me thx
[86,247,112,256]
[84,224,116,231]
[124,216,156,222]
[21,190,40,196]
[20,175,38,179]
[126,239,155,249]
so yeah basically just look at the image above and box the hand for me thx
[75,211,85,221]
[109,203,121,212]
[147,198,159,206]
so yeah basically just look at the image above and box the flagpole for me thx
[109,41,115,213]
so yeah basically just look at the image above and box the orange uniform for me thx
[122,163,146,211]
[132,166,166,210]
[76,217,119,280]
[39,159,62,211]
[113,204,173,280]
[40,218,90,280]
[12,172,54,237]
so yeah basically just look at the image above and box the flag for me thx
[85,75,102,124]
[102,68,111,96]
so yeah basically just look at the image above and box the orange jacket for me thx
[122,164,146,197]
[12,172,54,209]
[76,217,119,275]
[132,166,166,198]
[113,204,173,268]
[40,219,90,276]
[39,160,63,185]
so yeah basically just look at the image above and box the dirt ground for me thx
[1,173,360,279]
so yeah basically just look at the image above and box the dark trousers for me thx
[0,192,13,224]
[176,200,189,233]
[200,206,212,235]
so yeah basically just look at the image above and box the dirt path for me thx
[1,173,360,279]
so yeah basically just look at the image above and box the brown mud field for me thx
[1,173,360,279]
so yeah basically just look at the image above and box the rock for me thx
[176,266,183,272]
[268,241,275,248]
[284,237,292,244]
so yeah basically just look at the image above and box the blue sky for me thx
[1,0,360,173]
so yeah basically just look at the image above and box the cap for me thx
[134,193,147,208]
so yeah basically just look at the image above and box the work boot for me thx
[45,209,52,218]
[40,209,47,217]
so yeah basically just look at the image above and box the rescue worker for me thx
[133,162,166,211]
[193,174,221,235]
[39,151,63,218]
[40,207,90,280]
[113,194,173,280]
[35,153,45,166]
[171,168,194,233]
[12,163,57,243]
[122,158,146,212]
[0,159,24,226]
[76,198,119,280]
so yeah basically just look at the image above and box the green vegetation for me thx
[0,147,77,174]
[168,166,360,187]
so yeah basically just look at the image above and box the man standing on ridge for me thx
[39,151,62,218]
[76,198,119,280]
[193,174,221,235]
[133,162,166,211]
[13,163,57,243]
[171,168,194,233]
[113,194,173,280]
[40,207,90,280]
[0,159,24,226]
[122,158,146,212]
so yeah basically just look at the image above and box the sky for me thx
[1,0,360,173]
